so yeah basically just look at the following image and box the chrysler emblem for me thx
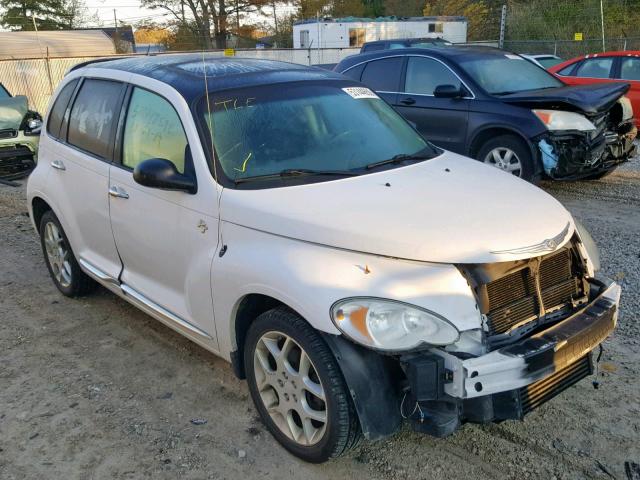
[492,223,570,255]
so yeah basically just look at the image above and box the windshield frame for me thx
[0,83,11,98]
[192,79,442,190]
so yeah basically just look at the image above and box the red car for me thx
[549,51,640,127]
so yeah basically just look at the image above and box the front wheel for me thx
[477,134,535,182]
[244,307,361,463]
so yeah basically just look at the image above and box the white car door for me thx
[44,77,126,281]
[108,83,220,346]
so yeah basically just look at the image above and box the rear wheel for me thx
[477,134,535,182]
[39,210,97,297]
[244,307,361,463]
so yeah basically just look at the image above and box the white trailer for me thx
[293,16,467,49]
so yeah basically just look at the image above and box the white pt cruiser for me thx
[28,55,621,463]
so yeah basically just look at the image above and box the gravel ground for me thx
[1,159,639,480]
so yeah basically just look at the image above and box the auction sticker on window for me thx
[342,87,379,99]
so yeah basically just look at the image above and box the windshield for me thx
[199,82,437,184]
[537,57,563,69]
[458,55,563,95]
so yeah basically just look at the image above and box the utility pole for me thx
[600,0,606,52]
[235,0,240,33]
[499,4,507,50]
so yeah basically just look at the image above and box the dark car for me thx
[335,47,637,181]
[360,37,451,53]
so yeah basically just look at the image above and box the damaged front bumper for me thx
[538,120,637,179]
[0,130,39,180]
[402,277,619,436]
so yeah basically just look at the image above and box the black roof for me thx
[74,53,346,104]
[336,45,507,70]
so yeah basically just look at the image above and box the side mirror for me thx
[133,158,197,194]
[434,84,465,99]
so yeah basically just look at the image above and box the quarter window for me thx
[620,57,640,81]
[122,88,188,173]
[47,79,78,140]
[67,79,123,159]
[404,57,462,95]
[575,57,614,78]
[361,57,403,92]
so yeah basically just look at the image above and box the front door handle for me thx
[400,97,416,106]
[51,159,66,171]
[108,186,129,199]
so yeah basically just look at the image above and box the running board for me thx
[78,258,212,341]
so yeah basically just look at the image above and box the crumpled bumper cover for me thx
[441,277,620,400]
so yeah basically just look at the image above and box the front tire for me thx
[39,210,97,297]
[244,307,361,463]
[477,134,535,182]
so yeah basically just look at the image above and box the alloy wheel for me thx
[253,331,327,446]
[483,147,523,177]
[43,221,72,288]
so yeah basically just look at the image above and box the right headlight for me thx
[533,109,596,131]
[574,220,600,272]
[330,297,460,351]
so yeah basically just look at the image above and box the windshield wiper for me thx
[234,168,359,184]
[365,153,432,170]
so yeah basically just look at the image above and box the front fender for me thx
[212,222,482,360]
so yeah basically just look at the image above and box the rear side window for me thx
[620,57,640,81]
[47,79,77,140]
[404,57,462,95]
[341,63,365,81]
[360,57,403,92]
[575,57,614,78]
[122,87,188,173]
[67,79,123,159]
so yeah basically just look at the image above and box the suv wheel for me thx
[477,135,534,182]
[244,307,361,463]
[39,210,97,297]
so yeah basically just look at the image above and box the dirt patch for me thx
[1,162,639,479]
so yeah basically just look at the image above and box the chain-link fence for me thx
[504,37,640,58]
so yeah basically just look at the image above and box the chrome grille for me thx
[485,247,584,336]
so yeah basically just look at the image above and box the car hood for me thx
[0,95,28,130]
[500,83,629,114]
[220,152,575,264]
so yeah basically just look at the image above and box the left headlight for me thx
[331,298,460,351]
[533,109,595,132]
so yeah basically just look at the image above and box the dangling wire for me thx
[201,50,224,244]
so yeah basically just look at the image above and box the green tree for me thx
[0,0,77,30]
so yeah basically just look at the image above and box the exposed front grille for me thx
[0,128,18,140]
[520,355,592,415]
[485,247,585,336]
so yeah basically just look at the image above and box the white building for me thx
[293,16,468,49]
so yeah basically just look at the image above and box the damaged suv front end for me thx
[0,83,41,180]
[503,83,637,179]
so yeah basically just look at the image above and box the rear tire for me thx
[244,307,361,463]
[39,210,97,297]
[477,134,535,182]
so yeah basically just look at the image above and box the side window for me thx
[47,79,78,140]
[67,79,123,159]
[404,57,462,95]
[341,63,365,81]
[122,87,188,173]
[575,57,614,78]
[360,57,403,92]
[620,57,640,81]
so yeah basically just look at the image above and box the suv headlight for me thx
[331,298,459,351]
[533,109,595,131]
[574,220,600,272]
[26,118,42,135]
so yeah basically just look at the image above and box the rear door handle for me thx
[108,185,129,199]
[51,159,66,171]
[400,97,416,105]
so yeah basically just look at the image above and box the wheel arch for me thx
[31,196,53,233]
[469,126,537,161]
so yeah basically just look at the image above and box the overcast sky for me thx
[85,0,169,27]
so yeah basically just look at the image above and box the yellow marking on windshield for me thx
[234,152,252,172]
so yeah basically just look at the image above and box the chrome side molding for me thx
[78,258,120,286]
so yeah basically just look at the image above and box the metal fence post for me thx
[499,4,507,50]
